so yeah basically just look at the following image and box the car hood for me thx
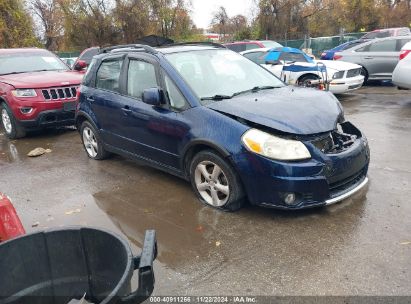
[206,86,342,135]
[315,60,361,71]
[0,70,83,88]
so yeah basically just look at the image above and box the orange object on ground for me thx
[0,193,25,242]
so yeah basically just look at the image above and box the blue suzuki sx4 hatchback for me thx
[76,43,370,211]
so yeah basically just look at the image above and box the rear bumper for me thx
[18,109,75,129]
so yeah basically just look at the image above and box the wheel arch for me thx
[76,111,98,131]
[297,73,320,83]
[181,140,231,178]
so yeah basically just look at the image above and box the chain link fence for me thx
[277,32,367,57]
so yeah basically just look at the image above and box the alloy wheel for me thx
[1,109,12,134]
[82,126,98,158]
[194,161,230,207]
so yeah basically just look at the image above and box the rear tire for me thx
[80,121,110,160]
[0,102,26,139]
[189,150,245,211]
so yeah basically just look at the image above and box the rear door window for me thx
[95,59,123,93]
[368,40,397,52]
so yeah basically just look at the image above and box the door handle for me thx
[86,97,94,102]
[122,106,132,115]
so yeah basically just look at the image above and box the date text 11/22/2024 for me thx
[149,297,257,303]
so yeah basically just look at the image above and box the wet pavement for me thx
[1,85,411,296]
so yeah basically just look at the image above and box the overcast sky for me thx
[190,0,256,30]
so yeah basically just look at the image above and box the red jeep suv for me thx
[0,48,84,139]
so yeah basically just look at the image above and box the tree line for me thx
[1,0,411,51]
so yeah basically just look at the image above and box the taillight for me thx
[399,50,411,60]
[321,52,326,58]
[76,86,81,100]
[333,54,343,60]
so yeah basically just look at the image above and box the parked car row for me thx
[1,43,370,213]
[241,47,364,94]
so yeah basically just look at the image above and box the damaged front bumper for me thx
[232,121,370,210]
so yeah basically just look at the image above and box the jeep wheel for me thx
[80,121,110,160]
[0,103,26,139]
[189,150,245,211]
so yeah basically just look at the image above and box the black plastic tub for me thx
[0,227,157,304]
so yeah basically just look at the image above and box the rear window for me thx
[79,48,100,64]
[243,51,267,64]
[225,44,246,53]
[245,43,261,51]
[279,52,309,62]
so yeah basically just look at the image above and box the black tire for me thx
[189,150,245,211]
[298,75,319,87]
[360,67,369,84]
[80,120,110,160]
[0,102,26,139]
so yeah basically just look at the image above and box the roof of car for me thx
[97,43,226,57]
[223,41,264,45]
[0,48,51,54]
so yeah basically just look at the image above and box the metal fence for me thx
[56,51,81,58]
[278,32,367,57]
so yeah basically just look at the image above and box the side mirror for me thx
[73,60,88,71]
[265,60,280,65]
[142,88,163,106]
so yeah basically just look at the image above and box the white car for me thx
[240,47,365,94]
[393,42,411,89]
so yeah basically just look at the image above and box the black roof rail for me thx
[99,44,157,55]
[158,41,227,49]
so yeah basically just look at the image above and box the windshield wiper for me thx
[29,69,66,73]
[0,71,27,76]
[200,94,233,101]
[232,85,279,97]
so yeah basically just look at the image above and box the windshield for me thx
[0,51,69,75]
[165,49,284,103]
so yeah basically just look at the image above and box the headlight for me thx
[242,129,311,161]
[11,89,37,97]
[332,71,345,79]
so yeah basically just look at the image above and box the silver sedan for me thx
[334,36,411,82]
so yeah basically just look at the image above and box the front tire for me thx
[0,103,26,139]
[298,75,319,87]
[80,121,110,160]
[189,150,245,211]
